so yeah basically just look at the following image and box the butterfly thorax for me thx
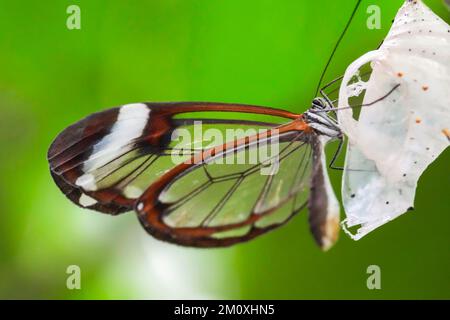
[303,97,342,138]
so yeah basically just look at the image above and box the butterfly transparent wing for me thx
[48,102,292,214]
[338,0,450,239]
[137,130,316,247]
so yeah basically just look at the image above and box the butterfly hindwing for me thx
[135,119,331,247]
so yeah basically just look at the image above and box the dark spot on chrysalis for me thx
[351,194,355,198]
[386,201,390,205]
[403,173,407,177]
[407,207,414,211]
[426,147,430,150]
[414,161,418,164]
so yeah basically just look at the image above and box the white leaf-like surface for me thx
[338,0,450,240]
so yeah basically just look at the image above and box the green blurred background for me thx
[0,0,448,299]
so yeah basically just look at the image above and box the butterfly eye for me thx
[311,98,327,110]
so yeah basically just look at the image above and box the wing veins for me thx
[200,176,245,227]
[165,181,213,213]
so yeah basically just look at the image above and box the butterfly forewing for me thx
[48,102,297,215]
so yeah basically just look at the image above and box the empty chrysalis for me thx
[338,0,450,239]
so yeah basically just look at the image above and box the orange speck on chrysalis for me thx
[397,72,404,77]
[415,118,422,124]
[422,85,429,91]
[442,128,450,140]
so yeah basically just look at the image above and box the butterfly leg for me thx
[328,136,345,171]
[319,76,342,110]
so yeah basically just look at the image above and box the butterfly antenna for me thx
[320,83,401,113]
[314,0,362,97]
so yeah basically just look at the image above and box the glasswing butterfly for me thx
[46,0,367,250]
[48,99,342,250]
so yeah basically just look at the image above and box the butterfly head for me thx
[311,97,333,112]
